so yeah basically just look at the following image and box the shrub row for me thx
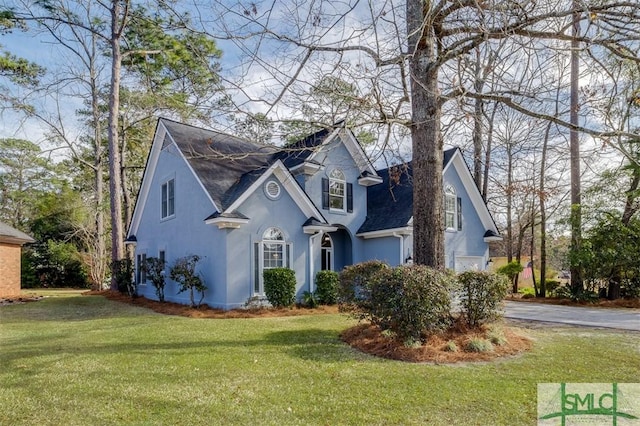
[339,262,509,343]
[265,269,341,308]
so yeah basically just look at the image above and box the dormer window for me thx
[329,169,346,212]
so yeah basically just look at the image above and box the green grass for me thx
[1,292,639,425]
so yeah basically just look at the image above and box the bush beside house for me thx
[263,268,296,308]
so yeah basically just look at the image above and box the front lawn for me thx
[1,291,638,425]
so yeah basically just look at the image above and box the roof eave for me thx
[205,217,250,229]
[356,226,413,239]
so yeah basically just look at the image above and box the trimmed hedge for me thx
[457,271,509,327]
[315,270,339,305]
[263,268,296,308]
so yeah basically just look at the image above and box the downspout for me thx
[309,232,322,293]
[393,232,404,265]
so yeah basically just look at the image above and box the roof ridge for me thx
[160,117,261,148]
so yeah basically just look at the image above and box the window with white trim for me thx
[444,185,456,229]
[136,253,147,285]
[329,169,346,211]
[161,178,175,219]
[254,227,291,294]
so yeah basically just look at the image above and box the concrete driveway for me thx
[504,301,640,331]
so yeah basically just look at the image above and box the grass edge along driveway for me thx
[1,292,639,426]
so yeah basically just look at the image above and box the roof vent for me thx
[265,180,281,199]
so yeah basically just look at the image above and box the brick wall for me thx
[0,242,22,297]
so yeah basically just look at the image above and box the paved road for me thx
[504,301,640,331]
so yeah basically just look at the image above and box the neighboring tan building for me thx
[0,221,35,298]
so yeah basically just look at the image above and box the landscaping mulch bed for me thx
[340,322,533,364]
[94,291,340,318]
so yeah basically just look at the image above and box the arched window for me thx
[444,186,457,230]
[262,227,285,269]
[253,227,292,294]
[329,169,346,211]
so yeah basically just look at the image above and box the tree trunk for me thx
[530,201,537,297]
[621,169,640,226]
[406,0,444,268]
[538,123,551,298]
[108,0,125,290]
[93,95,106,290]
[506,147,514,263]
[608,276,621,300]
[472,49,485,191]
[569,1,583,296]
[482,104,498,202]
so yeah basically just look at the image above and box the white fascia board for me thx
[305,128,378,176]
[303,225,338,234]
[356,226,413,239]
[484,235,503,242]
[358,175,383,186]
[205,217,250,229]
[290,161,323,176]
[339,128,378,175]
[305,127,341,164]
[127,121,167,238]
[445,149,499,235]
[225,160,327,222]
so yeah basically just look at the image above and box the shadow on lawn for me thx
[1,328,365,378]
[263,329,370,363]
[1,295,158,323]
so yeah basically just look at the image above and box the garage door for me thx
[454,256,485,273]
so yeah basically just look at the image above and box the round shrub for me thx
[338,260,390,308]
[457,271,509,327]
[364,265,456,342]
[315,270,339,305]
[545,279,561,294]
[263,268,296,308]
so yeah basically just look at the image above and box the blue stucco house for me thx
[126,118,501,309]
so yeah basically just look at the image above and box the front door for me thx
[321,233,333,271]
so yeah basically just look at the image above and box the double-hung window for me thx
[328,169,346,212]
[444,185,462,231]
[161,178,175,219]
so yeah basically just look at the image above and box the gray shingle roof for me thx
[0,221,35,244]
[273,127,333,169]
[162,120,347,214]
[357,148,457,234]
[161,119,277,211]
